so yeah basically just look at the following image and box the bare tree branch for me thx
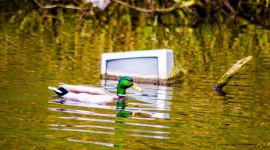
[183,7,199,18]
[111,0,191,13]
[215,56,253,90]
[32,0,88,10]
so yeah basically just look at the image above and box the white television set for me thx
[101,49,180,84]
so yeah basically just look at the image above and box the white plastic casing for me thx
[101,49,173,79]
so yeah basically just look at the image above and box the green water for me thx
[1,14,270,149]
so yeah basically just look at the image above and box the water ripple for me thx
[68,138,116,147]
[48,82,172,147]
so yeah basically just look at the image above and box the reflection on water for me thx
[49,80,171,147]
[68,138,116,148]
[102,79,171,110]
[1,11,270,149]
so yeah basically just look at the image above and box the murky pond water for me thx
[0,17,270,149]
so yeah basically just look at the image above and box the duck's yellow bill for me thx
[131,83,143,92]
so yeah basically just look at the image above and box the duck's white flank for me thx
[62,93,116,103]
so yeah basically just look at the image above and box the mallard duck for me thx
[48,76,143,104]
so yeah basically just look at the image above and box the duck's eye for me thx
[128,79,133,82]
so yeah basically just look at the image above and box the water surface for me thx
[0,17,270,149]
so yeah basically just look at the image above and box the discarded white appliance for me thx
[101,49,183,85]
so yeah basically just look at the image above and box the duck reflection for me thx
[49,106,170,142]
[48,80,171,147]
[101,79,171,119]
[51,79,171,119]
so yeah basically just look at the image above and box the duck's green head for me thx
[117,76,143,96]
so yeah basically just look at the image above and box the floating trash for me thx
[101,49,184,85]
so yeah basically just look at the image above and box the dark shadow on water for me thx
[213,87,227,96]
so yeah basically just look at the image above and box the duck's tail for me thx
[48,86,69,96]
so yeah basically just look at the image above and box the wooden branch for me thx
[223,0,236,15]
[214,56,253,90]
[183,7,199,18]
[32,0,88,10]
[112,0,194,13]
